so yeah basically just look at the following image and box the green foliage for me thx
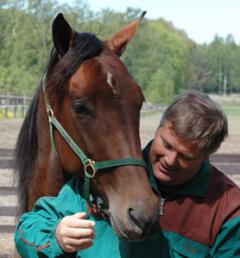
[146,67,174,104]
[193,35,240,94]
[1,0,240,102]
[122,18,194,103]
[186,45,213,92]
[0,4,52,94]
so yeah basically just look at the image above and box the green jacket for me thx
[15,142,240,257]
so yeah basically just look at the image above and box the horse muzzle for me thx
[109,195,160,240]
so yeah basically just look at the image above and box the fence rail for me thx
[0,94,32,118]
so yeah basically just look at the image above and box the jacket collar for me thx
[143,140,210,198]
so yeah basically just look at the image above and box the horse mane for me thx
[15,32,103,215]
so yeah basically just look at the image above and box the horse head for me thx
[16,13,159,240]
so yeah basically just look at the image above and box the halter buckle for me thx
[84,159,96,178]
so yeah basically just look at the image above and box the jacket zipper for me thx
[159,197,166,216]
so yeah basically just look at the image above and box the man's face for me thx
[150,121,208,186]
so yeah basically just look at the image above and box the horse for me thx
[15,12,159,242]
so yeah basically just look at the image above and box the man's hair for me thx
[160,90,228,155]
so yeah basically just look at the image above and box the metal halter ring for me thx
[84,159,96,178]
[48,107,54,118]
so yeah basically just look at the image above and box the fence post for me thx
[0,94,31,118]
[14,98,17,118]
[5,92,9,118]
[23,94,27,117]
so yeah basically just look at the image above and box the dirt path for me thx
[0,119,23,149]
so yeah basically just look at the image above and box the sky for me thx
[64,0,240,44]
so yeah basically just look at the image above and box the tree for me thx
[1,2,240,96]
[146,67,174,104]
[186,45,213,92]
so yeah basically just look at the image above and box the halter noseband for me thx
[42,78,147,205]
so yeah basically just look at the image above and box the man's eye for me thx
[180,154,193,161]
[162,140,171,149]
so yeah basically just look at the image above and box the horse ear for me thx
[106,11,146,56]
[52,13,73,55]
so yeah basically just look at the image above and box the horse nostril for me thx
[128,206,158,237]
[128,207,145,231]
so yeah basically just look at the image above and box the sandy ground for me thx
[0,119,23,149]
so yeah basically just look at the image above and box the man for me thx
[143,90,240,257]
[15,90,240,257]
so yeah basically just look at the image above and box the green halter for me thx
[43,80,147,204]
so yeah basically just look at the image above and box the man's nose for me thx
[165,151,178,167]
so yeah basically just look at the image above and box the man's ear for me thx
[106,11,146,56]
[52,13,74,56]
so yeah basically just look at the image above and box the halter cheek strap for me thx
[43,81,147,205]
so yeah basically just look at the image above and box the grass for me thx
[140,102,240,133]
[221,104,240,115]
[0,110,26,119]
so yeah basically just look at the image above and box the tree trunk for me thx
[218,64,222,94]
[223,66,227,96]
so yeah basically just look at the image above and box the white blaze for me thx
[107,72,116,95]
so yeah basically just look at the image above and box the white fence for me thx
[0,94,32,118]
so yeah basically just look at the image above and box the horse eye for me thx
[72,101,89,115]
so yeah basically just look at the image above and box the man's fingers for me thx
[64,214,95,229]
[65,237,94,247]
[64,227,95,239]
[72,212,87,219]
[63,238,93,253]
[67,218,95,229]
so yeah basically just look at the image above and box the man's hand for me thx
[56,212,95,253]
